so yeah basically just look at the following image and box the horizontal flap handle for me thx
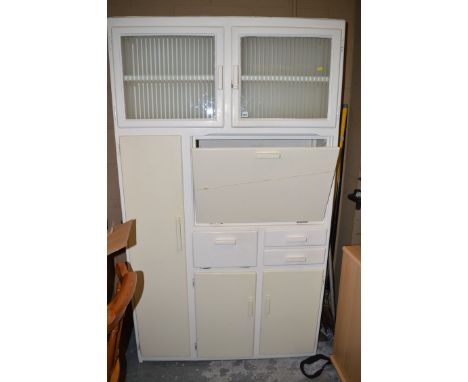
[255,151,281,159]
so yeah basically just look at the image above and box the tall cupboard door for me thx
[231,27,342,128]
[260,269,323,356]
[119,136,190,358]
[194,272,256,358]
[110,27,224,128]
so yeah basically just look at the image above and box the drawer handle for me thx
[214,238,237,245]
[256,151,281,159]
[286,235,307,243]
[266,294,271,315]
[286,255,307,263]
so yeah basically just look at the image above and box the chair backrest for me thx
[107,263,137,382]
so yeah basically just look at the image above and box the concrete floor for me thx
[123,330,339,382]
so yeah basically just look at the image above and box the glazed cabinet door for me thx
[119,136,190,358]
[194,272,256,358]
[231,27,342,128]
[110,26,224,127]
[260,269,324,356]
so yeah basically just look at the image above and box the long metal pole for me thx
[327,104,349,320]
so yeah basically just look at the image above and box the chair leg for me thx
[109,358,120,382]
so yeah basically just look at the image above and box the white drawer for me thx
[193,231,258,268]
[264,248,326,266]
[264,228,326,247]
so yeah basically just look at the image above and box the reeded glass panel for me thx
[240,36,331,119]
[121,36,216,120]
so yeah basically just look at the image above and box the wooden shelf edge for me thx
[107,219,137,256]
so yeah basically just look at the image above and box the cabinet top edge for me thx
[107,16,346,30]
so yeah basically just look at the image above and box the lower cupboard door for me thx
[260,269,324,356]
[195,272,256,358]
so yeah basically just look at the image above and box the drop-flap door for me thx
[192,146,339,224]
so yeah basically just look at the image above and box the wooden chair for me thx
[107,262,137,382]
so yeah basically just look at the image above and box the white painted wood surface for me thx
[263,227,327,247]
[193,230,258,268]
[108,17,346,361]
[231,26,343,128]
[195,272,256,358]
[263,247,326,266]
[119,136,191,358]
[110,26,225,128]
[192,147,339,223]
[260,269,324,356]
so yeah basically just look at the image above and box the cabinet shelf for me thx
[124,75,214,82]
[241,75,329,83]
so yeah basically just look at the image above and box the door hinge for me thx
[192,278,195,288]
[194,342,198,350]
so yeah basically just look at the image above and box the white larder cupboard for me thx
[108,17,345,361]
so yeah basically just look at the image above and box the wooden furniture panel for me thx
[331,245,361,382]
[107,263,137,382]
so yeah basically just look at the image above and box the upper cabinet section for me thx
[108,18,345,129]
[240,36,331,119]
[109,25,224,128]
[231,26,343,128]
[121,35,216,120]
